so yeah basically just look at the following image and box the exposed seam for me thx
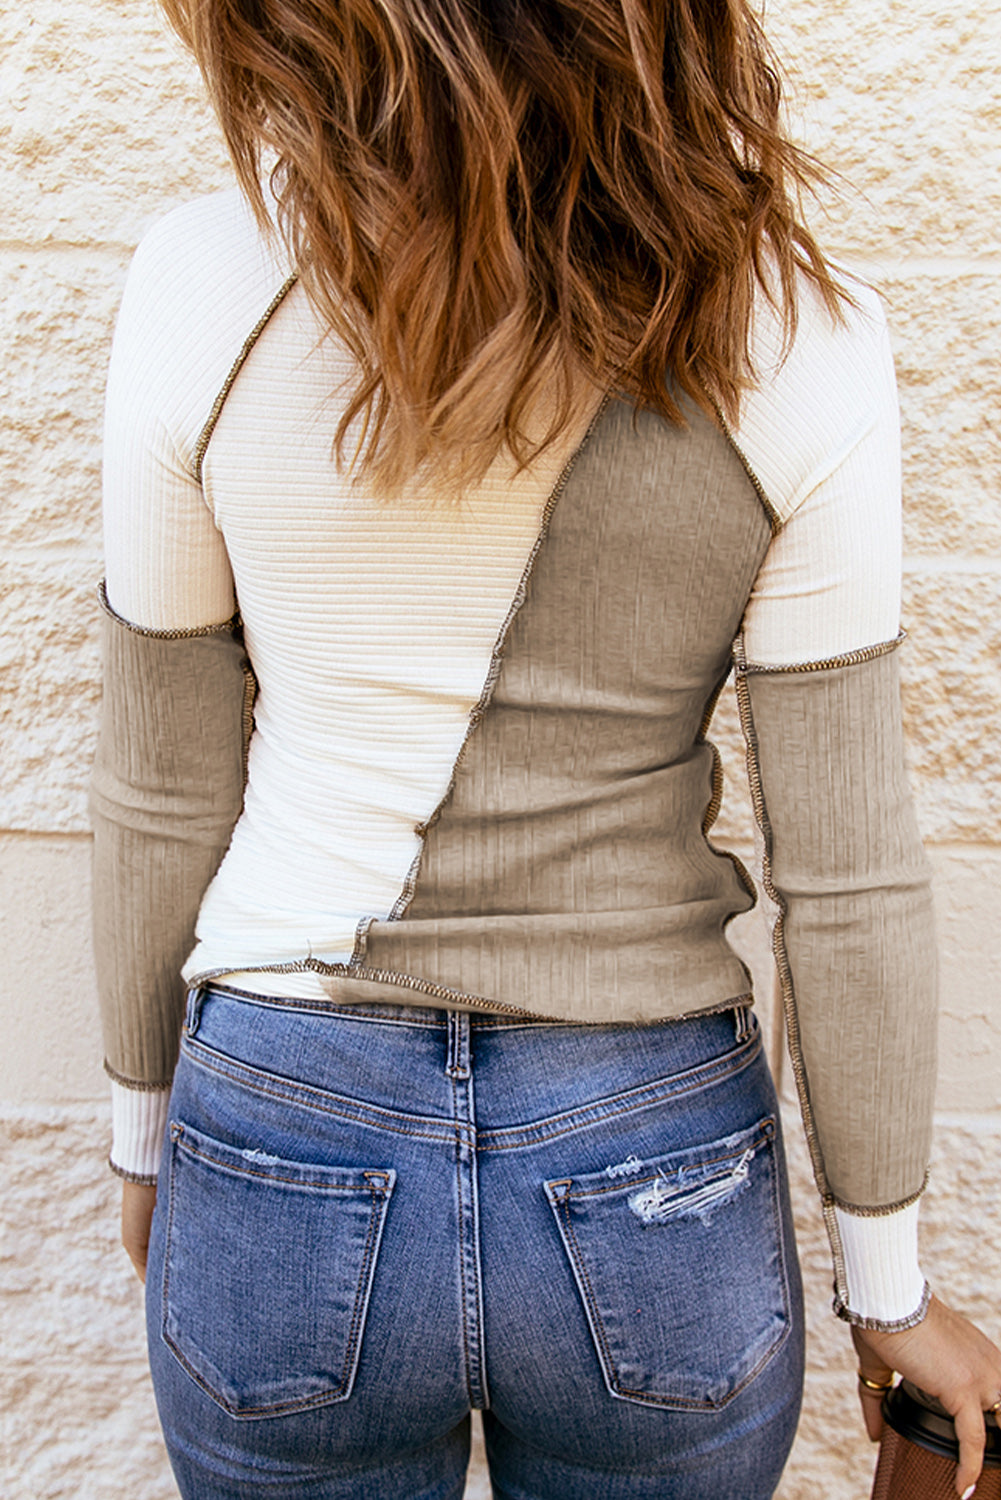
[452,1076,476,1403]
[188,957,554,1020]
[104,1058,173,1091]
[734,631,905,676]
[198,982,753,1034]
[698,666,759,917]
[731,630,922,1310]
[732,668,835,1216]
[711,401,782,536]
[97,579,237,640]
[366,388,615,945]
[832,1175,929,1217]
[108,1156,158,1186]
[834,1279,932,1333]
[239,652,258,787]
[192,273,300,485]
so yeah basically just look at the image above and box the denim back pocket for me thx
[544,1116,789,1410]
[162,1120,395,1419]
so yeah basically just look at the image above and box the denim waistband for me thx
[192,982,755,1043]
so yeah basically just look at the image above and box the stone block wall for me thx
[2,2,998,1496]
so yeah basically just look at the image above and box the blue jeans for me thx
[145,987,804,1499]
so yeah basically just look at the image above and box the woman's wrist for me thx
[833,1199,929,1329]
[109,1079,171,1182]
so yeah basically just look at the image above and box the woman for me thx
[91,0,1001,1495]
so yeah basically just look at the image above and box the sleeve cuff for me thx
[109,1079,172,1182]
[832,1200,930,1329]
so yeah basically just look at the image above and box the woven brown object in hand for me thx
[871,1382,1001,1499]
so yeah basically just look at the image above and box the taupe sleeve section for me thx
[734,640,937,1215]
[89,586,252,1087]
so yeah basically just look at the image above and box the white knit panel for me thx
[835,1201,927,1324]
[103,191,292,630]
[735,279,903,667]
[182,282,598,980]
[109,1082,171,1180]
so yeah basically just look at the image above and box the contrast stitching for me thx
[833,1175,929,1217]
[339,1184,385,1394]
[710,401,782,536]
[240,656,258,787]
[104,1058,173,1091]
[97,579,237,640]
[478,1041,761,1153]
[182,1027,759,1152]
[697,667,759,914]
[192,273,300,485]
[452,1074,475,1401]
[188,958,552,1021]
[732,665,842,1286]
[478,1031,759,1146]
[184,1043,464,1142]
[372,388,615,939]
[107,1157,158,1186]
[163,1132,392,1414]
[834,1280,932,1334]
[734,631,905,676]
[177,1136,389,1193]
[200,991,751,1032]
[555,1136,789,1410]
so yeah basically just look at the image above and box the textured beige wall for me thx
[2,1,999,1496]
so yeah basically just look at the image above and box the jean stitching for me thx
[183,1041,463,1140]
[176,1135,393,1193]
[563,1124,774,1200]
[452,1073,475,1402]
[338,1184,384,1398]
[180,1030,759,1152]
[162,1132,393,1416]
[553,1132,791,1411]
[478,1037,760,1152]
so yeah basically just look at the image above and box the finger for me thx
[851,1327,895,1387]
[857,1385,886,1443]
[953,1402,987,1498]
[126,1248,147,1285]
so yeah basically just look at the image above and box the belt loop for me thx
[445,1012,471,1079]
[733,1003,753,1044]
[185,986,206,1038]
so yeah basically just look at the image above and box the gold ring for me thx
[858,1372,894,1394]
[988,1396,1001,1415]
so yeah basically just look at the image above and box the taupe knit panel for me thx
[742,649,937,1207]
[365,399,774,1022]
[90,611,248,1085]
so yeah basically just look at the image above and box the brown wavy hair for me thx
[161,0,846,497]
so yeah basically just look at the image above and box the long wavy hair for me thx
[160,0,846,498]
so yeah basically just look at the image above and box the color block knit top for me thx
[91,189,937,1331]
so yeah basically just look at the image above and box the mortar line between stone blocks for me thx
[903,558,1001,577]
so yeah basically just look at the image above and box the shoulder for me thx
[123,188,291,321]
[734,271,899,527]
[107,190,295,474]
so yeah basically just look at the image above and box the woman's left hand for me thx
[852,1294,1001,1498]
[121,1180,158,1284]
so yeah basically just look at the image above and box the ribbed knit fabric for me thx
[96,190,934,1325]
[110,1084,173,1184]
[835,1203,927,1327]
